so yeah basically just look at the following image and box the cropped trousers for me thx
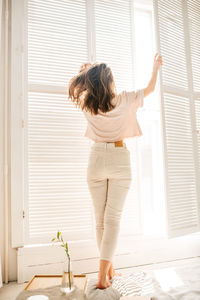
[87,141,132,263]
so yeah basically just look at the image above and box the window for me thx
[134,5,166,237]
[12,0,145,247]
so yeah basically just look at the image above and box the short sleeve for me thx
[124,88,144,111]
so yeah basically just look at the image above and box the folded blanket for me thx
[86,271,154,299]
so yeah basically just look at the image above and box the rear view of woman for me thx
[68,54,162,289]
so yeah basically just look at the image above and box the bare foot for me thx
[107,263,123,280]
[97,278,112,289]
[97,259,112,288]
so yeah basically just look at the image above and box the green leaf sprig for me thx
[51,231,72,289]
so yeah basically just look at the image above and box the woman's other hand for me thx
[79,63,92,73]
[153,53,163,72]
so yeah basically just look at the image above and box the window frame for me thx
[11,0,200,283]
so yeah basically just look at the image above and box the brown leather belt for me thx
[107,140,124,147]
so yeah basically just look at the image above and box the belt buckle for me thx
[114,140,123,147]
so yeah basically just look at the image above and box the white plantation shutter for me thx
[94,0,141,236]
[188,0,200,227]
[188,0,200,180]
[26,93,94,242]
[188,0,200,93]
[153,0,200,237]
[25,0,93,243]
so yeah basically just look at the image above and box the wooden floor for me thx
[0,257,200,300]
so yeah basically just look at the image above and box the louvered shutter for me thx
[188,0,200,184]
[26,0,94,243]
[94,0,141,236]
[153,0,200,237]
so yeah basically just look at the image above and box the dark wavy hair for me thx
[68,63,117,115]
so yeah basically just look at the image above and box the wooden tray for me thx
[24,274,87,292]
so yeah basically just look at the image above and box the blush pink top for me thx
[83,88,144,142]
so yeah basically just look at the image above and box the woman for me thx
[68,53,163,290]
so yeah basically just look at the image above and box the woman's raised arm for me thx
[144,53,163,98]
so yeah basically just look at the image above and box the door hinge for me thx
[23,210,25,218]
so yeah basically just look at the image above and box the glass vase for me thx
[60,258,75,294]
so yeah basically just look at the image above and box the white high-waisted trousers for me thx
[87,141,132,263]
